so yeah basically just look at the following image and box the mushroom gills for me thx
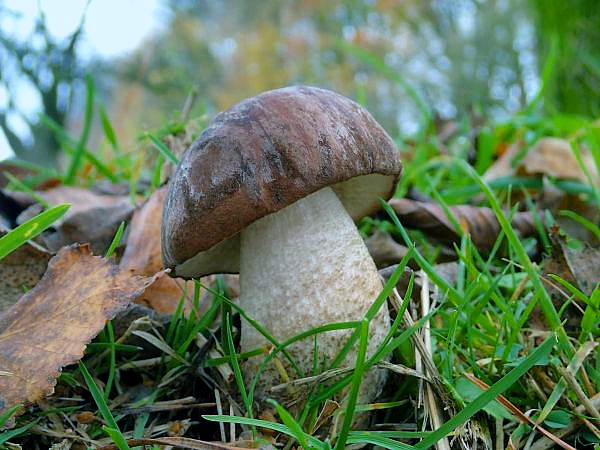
[239,186,389,405]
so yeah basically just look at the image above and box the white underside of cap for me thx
[172,173,395,278]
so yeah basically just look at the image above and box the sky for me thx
[0,0,164,160]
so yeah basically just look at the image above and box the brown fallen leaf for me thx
[482,141,521,182]
[0,161,61,190]
[0,244,156,416]
[133,273,195,313]
[0,161,35,189]
[517,137,599,186]
[543,226,599,297]
[388,198,538,250]
[528,226,600,332]
[0,236,51,313]
[120,186,167,275]
[482,137,599,243]
[484,137,599,186]
[120,186,197,313]
[17,186,135,254]
[365,230,409,269]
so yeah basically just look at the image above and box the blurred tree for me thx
[116,0,542,141]
[0,3,88,167]
[416,0,534,117]
[530,0,600,117]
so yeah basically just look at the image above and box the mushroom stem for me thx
[239,186,389,406]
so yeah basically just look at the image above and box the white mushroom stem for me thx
[239,186,389,405]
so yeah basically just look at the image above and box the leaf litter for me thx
[0,245,157,419]
[0,127,597,448]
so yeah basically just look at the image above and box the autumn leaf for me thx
[120,185,197,313]
[0,239,51,313]
[0,244,157,415]
[484,137,599,186]
[364,229,409,268]
[517,137,599,185]
[17,186,135,253]
[120,186,166,276]
[543,226,599,297]
[388,198,538,250]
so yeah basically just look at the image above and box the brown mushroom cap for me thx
[162,85,402,275]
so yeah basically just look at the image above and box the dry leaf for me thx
[532,226,600,332]
[0,237,51,313]
[0,162,35,189]
[365,230,408,268]
[484,137,599,186]
[120,186,167,275]
[518,138,599,185]
[133,273,194,313]
[0,244,156,415]
[482,137,599,243]
[120,186,197,313]
[388,198,538,250]
[17,186,135,253]
[0,161,61,190]
[482,141,521,182]
[544,227,599,297]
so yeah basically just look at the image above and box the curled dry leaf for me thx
[544,226,599,297]
[365,230,409,269]
[121,186,167,275]
[17,186,135,254]
[0,244,157,416]
[482,137,599,242]
[0,161,61,191]
[0,162,36,189]
[388,198,538,250]
[120,186,197,313]
[517,138,599,186]
[0,237,51,313]
[484,137,599,186]
[532,226,600,332]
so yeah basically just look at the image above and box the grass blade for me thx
[270,399,310,449]
[0,204,70,260]
[99,104,119,150]
[224,312,253,417]
[456,159,571,352]
[334,319,369,450]
[347,432,418,450]
[414,335,556,449]
[147,133,180,165]
[105,221,125,258]
[78,361,130,449]
[203,415,329,450]
[65,75,95,184]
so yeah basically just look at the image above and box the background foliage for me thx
[0,0,598,168]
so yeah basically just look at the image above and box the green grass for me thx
[0,203,69,259]
[2,74,599,450]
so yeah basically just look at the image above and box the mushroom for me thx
[161,86,402,412]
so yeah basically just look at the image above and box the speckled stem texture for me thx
[239,187,389,410]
